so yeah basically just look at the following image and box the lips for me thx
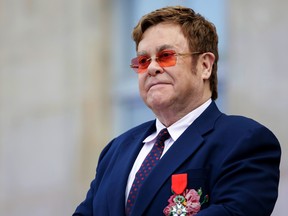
[146,80,171,91]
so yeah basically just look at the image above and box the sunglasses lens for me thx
[138,56,151,70]
[131,56,151,73]
[157,51,177,67]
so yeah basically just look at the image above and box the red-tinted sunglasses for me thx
[130,50,202,73]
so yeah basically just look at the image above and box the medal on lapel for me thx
[170,174,188,215]
[163,173,209,216]
[172,173,187,195]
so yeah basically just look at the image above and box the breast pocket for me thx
[177,168,210,208]
[185,168,209,189]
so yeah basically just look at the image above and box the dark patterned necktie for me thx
[126,128,170,215]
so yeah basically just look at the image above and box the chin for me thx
[147,98,171,111]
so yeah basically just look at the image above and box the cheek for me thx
[174,73,197,93]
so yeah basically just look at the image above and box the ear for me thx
[199,52,215,80]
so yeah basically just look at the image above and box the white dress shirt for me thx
[125,99,212,203]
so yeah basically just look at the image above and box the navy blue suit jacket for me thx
[73,101,281,216]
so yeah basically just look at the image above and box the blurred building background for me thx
[0,0,287,215]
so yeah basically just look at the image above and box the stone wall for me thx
[0,0,112,215]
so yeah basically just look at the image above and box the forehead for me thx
[137,23,189,54]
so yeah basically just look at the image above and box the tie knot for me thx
[156,128,170,143]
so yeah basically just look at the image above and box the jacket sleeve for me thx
[198,125,281,216]
[72,139,115,216]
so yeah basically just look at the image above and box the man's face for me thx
[137,23,210,116]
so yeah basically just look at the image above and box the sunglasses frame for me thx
[130,50,203,73]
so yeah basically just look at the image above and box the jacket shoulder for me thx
[98,120,155,164]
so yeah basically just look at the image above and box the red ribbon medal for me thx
[171,173,187,195]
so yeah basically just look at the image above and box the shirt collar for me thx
[143,99,212,143]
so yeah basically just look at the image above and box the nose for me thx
[147,59,164,76]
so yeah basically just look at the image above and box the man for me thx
[73,6,281,216]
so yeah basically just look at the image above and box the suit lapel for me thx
[108,121,156,215]
[131,101,222,216]
[131,124,204,215]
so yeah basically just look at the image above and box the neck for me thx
[154,97,211,127]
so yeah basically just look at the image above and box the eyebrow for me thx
[137,44,175,56]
